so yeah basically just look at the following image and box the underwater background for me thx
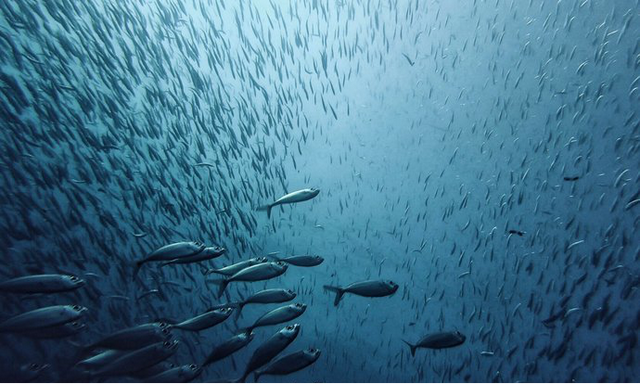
[1,0,640,382]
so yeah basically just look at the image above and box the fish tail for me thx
[402,339,417,357]
[323,285,344,306]
[257,204,272,218]
[217,279,229,298]
[234,302,246,320]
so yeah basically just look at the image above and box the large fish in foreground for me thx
[134,241,205,278]
[0,305,87,333]
[323,280,399,306]
[402,331,466,356]
[239,324,300,382]
[0,274,85,294]
[254,348,321,382]
[210,262,288,298]
[257,188,320,218]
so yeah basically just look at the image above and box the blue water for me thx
[1,0,640,382]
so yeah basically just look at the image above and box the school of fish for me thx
[1,0,639,382]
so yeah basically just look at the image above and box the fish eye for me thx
[29,363,39,369]
[72,305,81,310]
[287,289,295,294]
[162,328,170,334]
[295,303,303,307]
[190,364,197,370]
[286,325,293,330]
[70,276,78,281]
[163,341,171,347]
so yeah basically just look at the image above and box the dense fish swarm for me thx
[1,0,640,382]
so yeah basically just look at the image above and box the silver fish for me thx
[323,280,399,306]
[242,303,306,333]
[143,364,202,383]
[93,339,179,378]
[172,307,233,331]
[0,274,85,294]
[213,262,288,298]
[0,305,87,332]
[240,324,300,382]
[134,241,205,278]
[272,255,324,267]
[257,188,320,218]
[202,331,254,366]
[254,348,321,382]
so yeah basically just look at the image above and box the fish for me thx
[160,246,226,267]
[272,254,324,267]
[210,261,288,298]
[257,188,320,218]
[75,349,128,371]
[0,274,85,294]
[134,241,205,278]
[402,53,416,66]
[81,322,172,353]
[232,288,297,319]
[402,331,467,356]
[508,229,525,236]
[21,320,86,339]
[202,331,254,367]
[171,307,233,332]
[143,364,202,383]
[205,257,268,276]
[323,280,399,306]
[241,303,306,333]
[92,339,179,378]
[17,363,50,382]
[0,305,87,333]
[239,324,300,382]
[254,348,321,382]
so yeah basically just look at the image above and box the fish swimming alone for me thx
[323,280,399,306]
[257,188,320,218]
[402,331,467,356]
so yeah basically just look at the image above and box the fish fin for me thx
[254,371,261,382]
[323,285,344,306]
[212,279,228,298]
[133,260,145,279]
[402,339,417,357]
[159,259,177,268]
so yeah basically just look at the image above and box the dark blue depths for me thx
[1,0,640,382]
